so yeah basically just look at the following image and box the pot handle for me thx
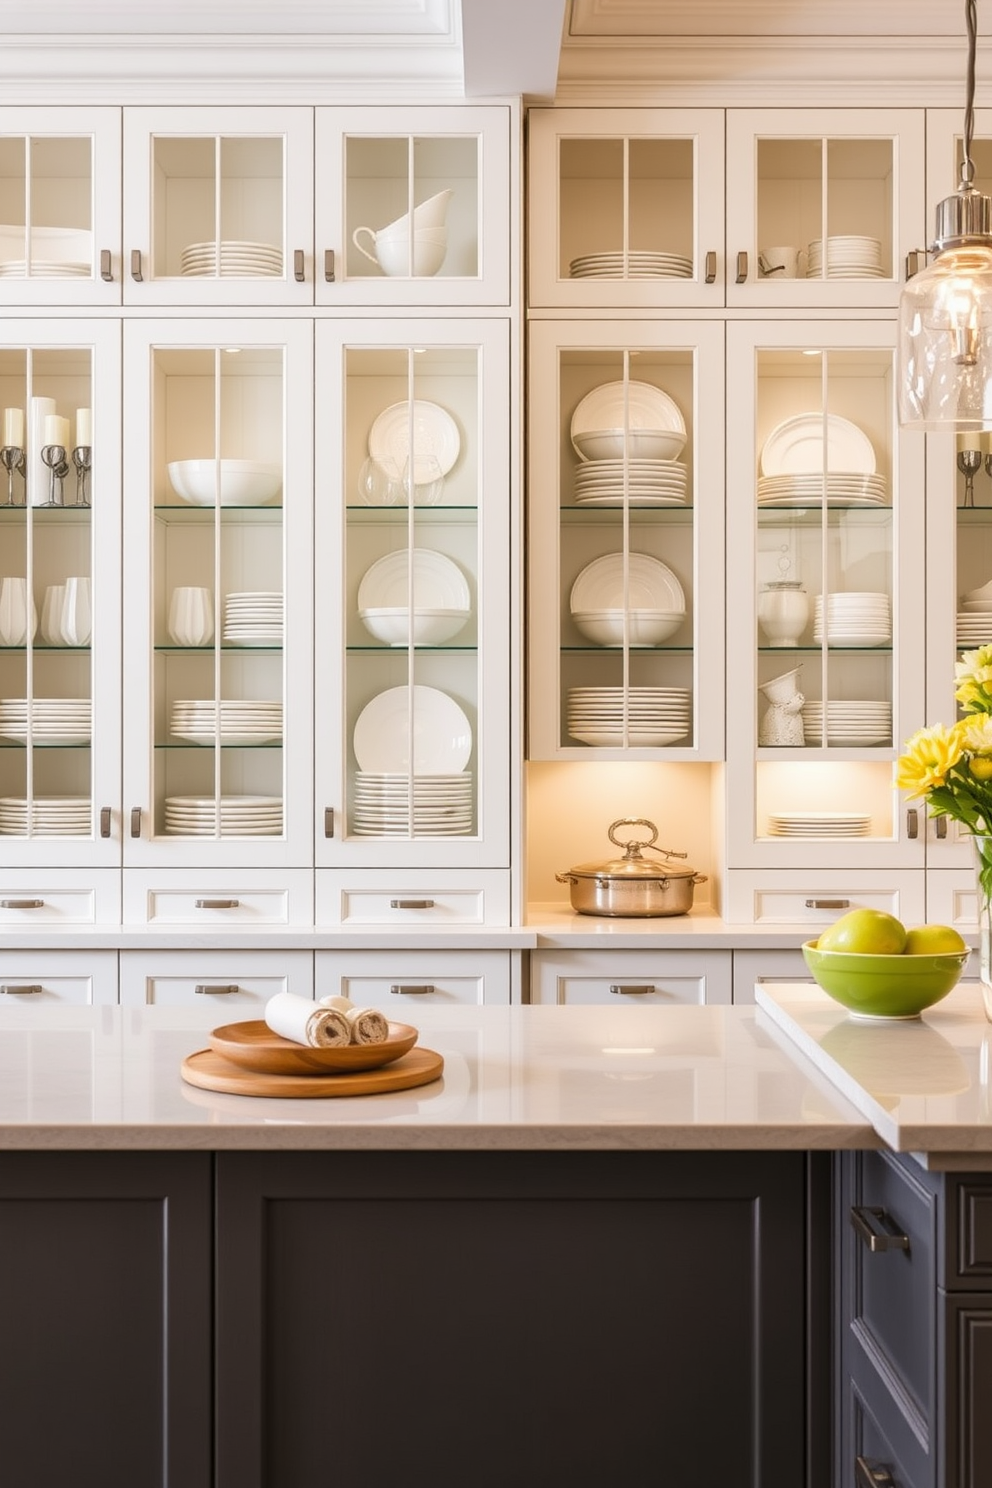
[555,872,577,885]
[608,817,659,850]
[692,873,708,885]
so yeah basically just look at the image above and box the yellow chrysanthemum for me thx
[955,646,992,713]
[894,723,965,798]
[959,715,992,754]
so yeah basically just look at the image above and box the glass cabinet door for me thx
[725,322,925,871]
[314,320,510,869]
[0,323,121,865]
[527,108,724,309]
[725,108,925,308]
[122,321,313,867]
[0,107,121,307]
[528,321,725,761]
[122,107,314,306]
[315,106,511,307]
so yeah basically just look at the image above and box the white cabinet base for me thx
[529,949,732,1006]
[722,871,926,929]
[120,950,314,1007]
[123,870,314,928]
[315,869,510,928]
[0,870,120,929]
[0,950,118,1005]
[314,949,513,1008]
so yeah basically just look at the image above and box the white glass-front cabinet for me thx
[528,320,724,761]
[313,320,511,897]
[121,320,314,874]
[0,108,122,307]
[0,322,121,873]
[722,321,927,922]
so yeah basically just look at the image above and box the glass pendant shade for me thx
[899,242,992,430]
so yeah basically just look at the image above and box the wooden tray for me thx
[208,1019,418,1076]
[181,1046,444,1099]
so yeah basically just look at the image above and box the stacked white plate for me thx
[353,685,472,774]
[757,473,888,506]
[0,796,90,835]
[813,592,891,646]
[352,773,474,836]
[573,457,688,507]
[568,251,693,279]
[758,411,884,505]
[0,260,89,277]
[571,380,687,464]
[164,795,283,836]
[223,592,284,646]
[957,611,992,646]
[170,699,283,746]
[180,240,283,277]
[0,698,91,744]
[801,700,892,746]
[807,236,884,279]
[571,608,685,645]
[768,811,872,837]
[570,553,685,613]
[566,686,692,747]
[357,549,471,645]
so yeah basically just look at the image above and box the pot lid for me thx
[563,818,697,880]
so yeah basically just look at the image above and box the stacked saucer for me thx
[573,456,688,507]
[813,592,891,646]
[806,236,884,279]
[352,773,474,836]
[568,250,693,279]
[170,699,283,745]
[0,796,90,835]
[566,686,692,747]
[164,795,283,836]
[223,592,284,646]
[757,473,888,506]
[768,811,871,837]
[0,698,91,744]
[180,240,283,277]
[957,610,992,647]
[0,260,89,277]
[802,700,892,746]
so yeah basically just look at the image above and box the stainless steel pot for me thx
[555,817,707,918]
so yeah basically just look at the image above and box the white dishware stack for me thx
[757,412,885,506]
[180,240,282,277]
[0,795,91,836]
[957,580,992,646]
[570,379,689,507]
[222,592,283,646]
[767,811,872,837]
[813,591,891,647]
[352,683,473,835]
[351,188,452,278]
[60,576,92,646]
[168,458,281,507]
[806,235,883,279]
[164,794,283,836]
[357,548,470,646]
[566,687,692,747]
[801,700,892,746]
[568,249,693,280]
[0,697,91,744]
[360,398,459,506]
[569,551,686,647]
[169,699,283,745]
[168,586,214,647]
[0,577,38,645]
[0,224,91,277]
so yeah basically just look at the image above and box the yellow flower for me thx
[955,646,992,713]
[894,723,965,798]
[959,715,992,754]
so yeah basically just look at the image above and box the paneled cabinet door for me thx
[122,106,314,307]
[725,108,925,309]
[527,319,725,762]
[121,319,314,870]
[314,318,511,871]
[526,107,724,310]
[724,320,926,875]
[0,320,121,868]
[314,105,512,308]
[0,107,122,307]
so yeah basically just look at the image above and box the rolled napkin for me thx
[265,991,350,1048]
[319,994,390,1045]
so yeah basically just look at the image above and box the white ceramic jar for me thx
[757,580,809,647]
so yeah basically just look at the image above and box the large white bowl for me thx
[573,428,686,462]
[168,458,282,507]
[359,606,470,646]
[571,609,685,646]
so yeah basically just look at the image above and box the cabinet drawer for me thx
[314,950,511,1008]
[731,948,808,1004]
[315,870,509,928]
[119,950,314,1007]
[841,1368,926,1488]
[529,950,732,1006]
[123,871,313,927]
[0,870,120,928]
[724,871,926,927]
[0,951,118,1006]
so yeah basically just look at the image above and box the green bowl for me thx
[802,940,970,1020]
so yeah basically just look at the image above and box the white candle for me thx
[75,408,92,448]
[43,414,69,448]
[2,407,23,446]
[957,431,983,452]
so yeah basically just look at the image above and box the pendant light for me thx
[899,0,992,429]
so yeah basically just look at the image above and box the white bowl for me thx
[571,609,685,646]
[359,606,470,646]
[573,428,686,462]
[168,458,282,506]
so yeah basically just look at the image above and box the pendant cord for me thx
[963,0,978,188]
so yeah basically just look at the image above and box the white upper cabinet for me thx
[0,108,122,307]
[314,106,511,308]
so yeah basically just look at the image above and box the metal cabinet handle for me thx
[390,984,435,995]
[130,248,143,282]
[735,250,748,283]
[805,898,850,909]
[851,1205,910,1253]
[324,807,334,839]
[0,899,44,909]
[195,983,240,996]
[324,249,335,282]
[935,814,948,839]
[293,249,305,282]
[704,250,716,283]
[907,806,919,839]
[130,806,142,838]
[100,806,112,838]
[99,249,113,282]
[905,248,926,279]
[0,984,41,995]
[195,898,240,910]
[610,984,655,996]
[390,899,435,910]
[855,1458,897,1488]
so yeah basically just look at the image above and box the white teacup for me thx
[168,585,214,648]
[377,188,453,237]
[758,245,805,280]
[352,225,448,278]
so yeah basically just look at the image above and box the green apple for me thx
[903,924,968,955]
[816,908,908,955]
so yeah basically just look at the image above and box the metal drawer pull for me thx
[735,250,748,283]
[294,248,305,282]
[805,898,850,910]
[907,806,919,838]
[130,248,143,282]
[0,984,41,995]
[390,899,435,910]
[855,1458,897,1488]
[130,807,141,838]
[610,984,655,996]
[195,984,240,996]
[195,899,240,910]
[390,984,435,995]
[1,899,44,909]
[100,248,113,282]
[100,806,112,838]
[905,248,926,279]
[851,1205,910,1253]
[704,249,716,283]
[324,807,334,839]
[324,248,335,282]
[936,814,948,839]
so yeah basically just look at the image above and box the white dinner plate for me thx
[353,685,472,774]
[368,400,460,481]
[570,553,685,613]
[760,413,876,477]
[570,380,686,441]
[357,548,470,611]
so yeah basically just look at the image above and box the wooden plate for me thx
[181,1046,443,1099]
[207,1019,418,1075]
